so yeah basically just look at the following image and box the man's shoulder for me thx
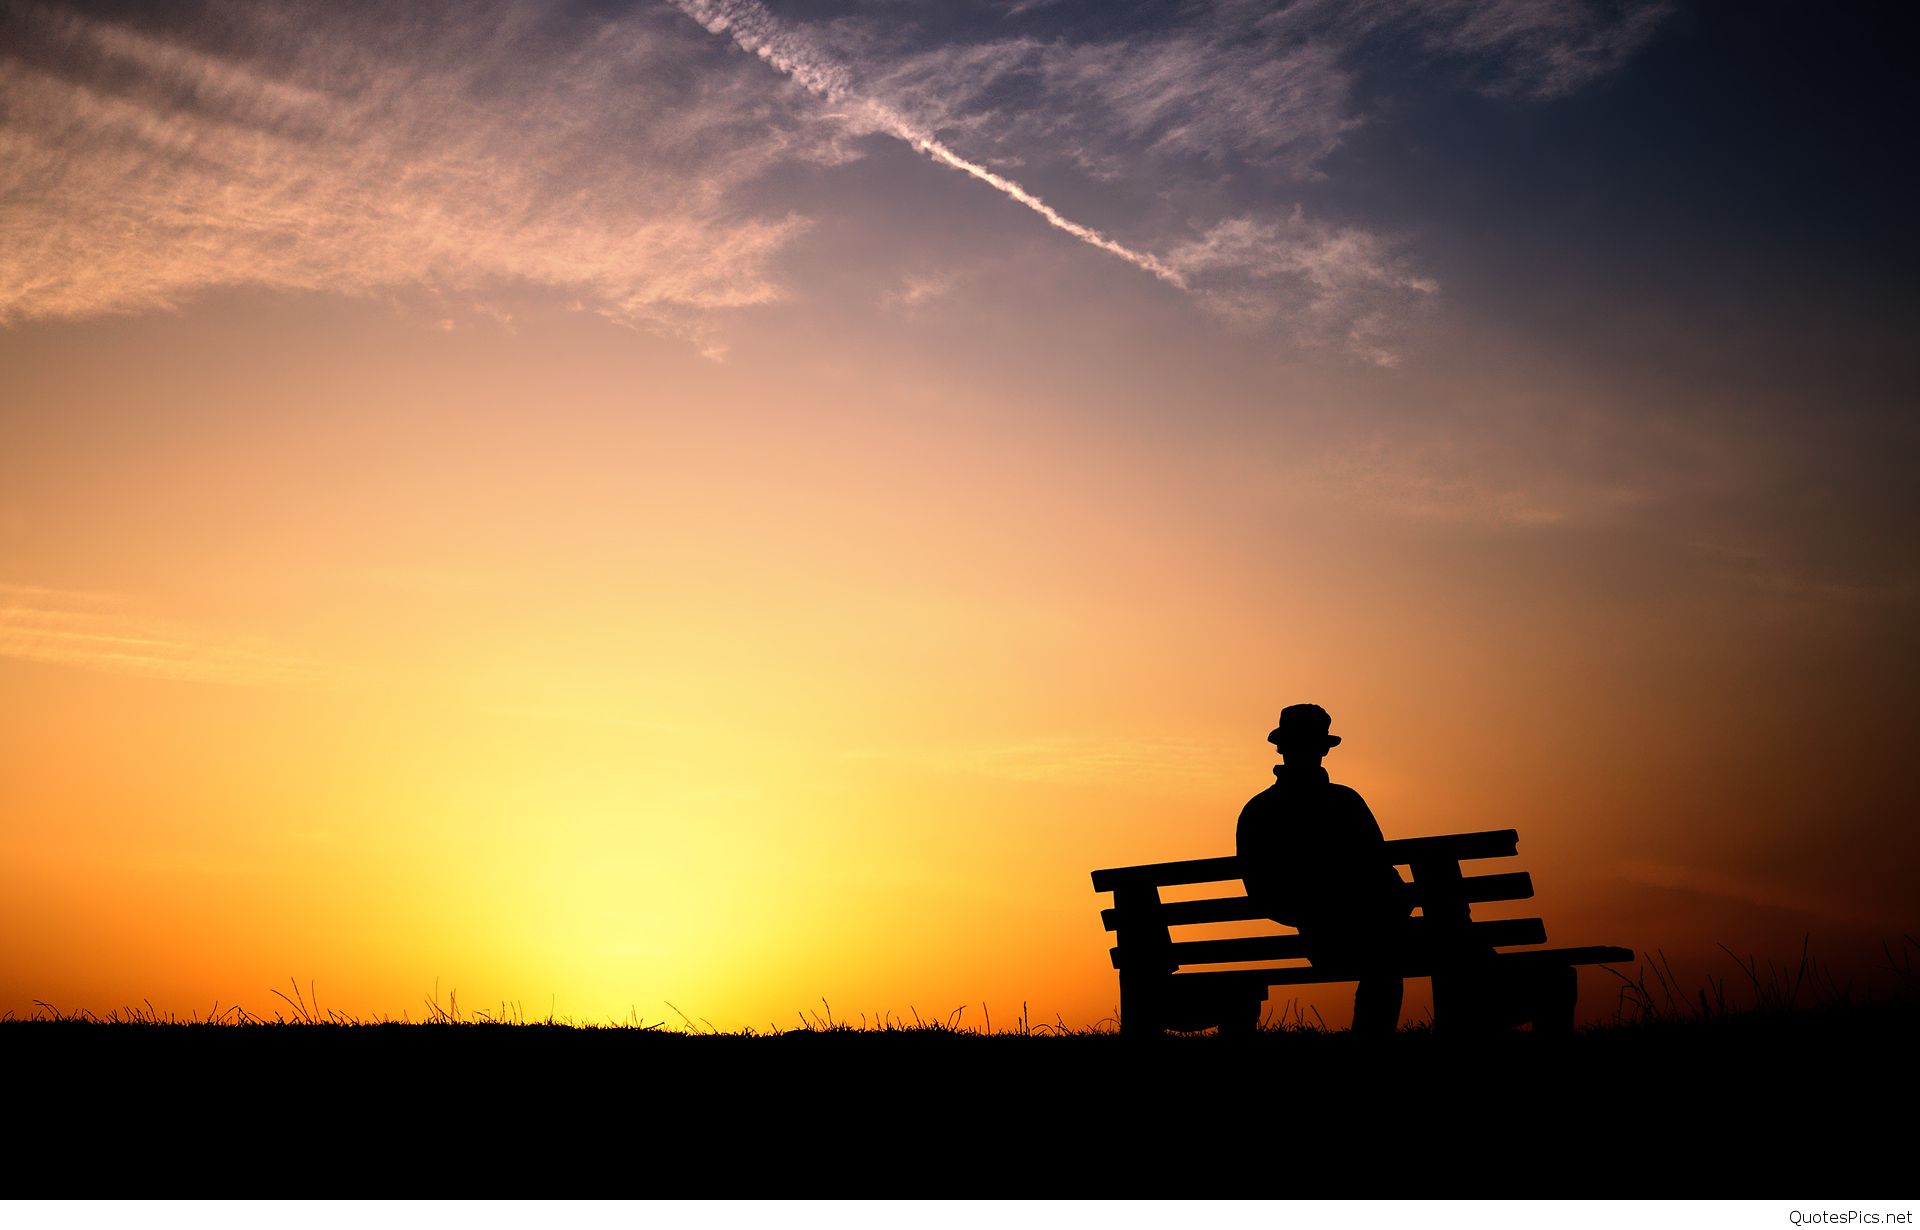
[1326,782,1383,837]
[1237,785,1278,816]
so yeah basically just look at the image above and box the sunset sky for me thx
[3,0,1914,1030]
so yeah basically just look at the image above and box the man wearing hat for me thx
[1236,703,1412,1034]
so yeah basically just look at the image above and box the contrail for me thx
[666,0,1188,289]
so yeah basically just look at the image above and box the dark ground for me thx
[4,1007,1909,1197]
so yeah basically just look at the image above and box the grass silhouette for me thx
[14,934,1914,1037]
[7,936,1912,1197]
[1592,932,1917,1032]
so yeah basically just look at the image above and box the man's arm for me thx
[1236,792,1301,926]
[1341,788,1413,916]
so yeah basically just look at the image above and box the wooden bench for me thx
[1091,829,1633,1036]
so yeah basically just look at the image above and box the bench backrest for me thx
[1091,829,1543,972]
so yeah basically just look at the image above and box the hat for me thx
[1268,703,1340,749]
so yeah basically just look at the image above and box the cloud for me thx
[882,270,965,312]
[1315,446,1653,527]
[1,0,1668,361]
[671,0,1416,353]
[718,0,1666,362]
[862,31,1356,183]
[1165,211,1439,364]
[0,583,322,687]
[1392,0,1674,99]
[851,0,1668,181]
[1618,861,1910,935]
[669,0,1188,288]
[0,1,847,344]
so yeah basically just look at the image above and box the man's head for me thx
[1268,703,1340,766]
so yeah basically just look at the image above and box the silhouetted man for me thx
[1236,704,1411,1034]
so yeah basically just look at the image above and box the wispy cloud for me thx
[669,0,1188,289]
[680,0,1666,362]
[861,26,1356,183]
[1618,860,1910,934]
[0,1,845,346]
[0,583,322,686]
[862,0,1669,174]
[1165,212,1438,364]
[1392,0,1674,99]
[882,270,966,313]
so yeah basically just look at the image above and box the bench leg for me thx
[1119,971,1167,1039]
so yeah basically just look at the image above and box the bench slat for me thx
[1092,856,1239,893]
[1413,870,1532,909]
[1111,916,1550,969]
[1091,829,1521,891]
[1154,944,1636,988]
[1387,829,1521,864]
[1471,944,1634,967]
[1118,933,1308,967]
[1101,897,1269,930]
[1097,870,1534,931]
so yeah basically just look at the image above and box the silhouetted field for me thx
[6,993,1910,1197]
